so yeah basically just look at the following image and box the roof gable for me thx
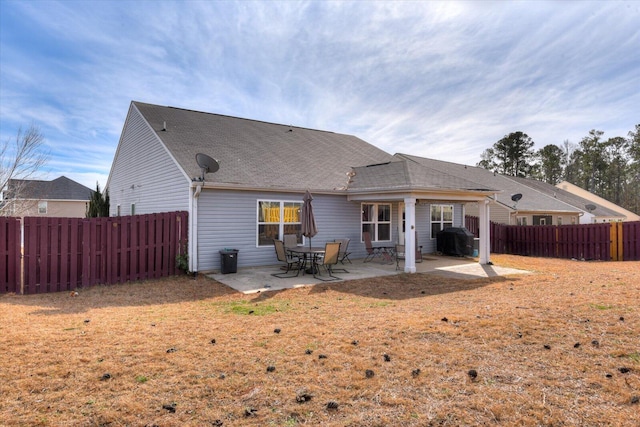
[347,159,496,192]
[132,102,394,192]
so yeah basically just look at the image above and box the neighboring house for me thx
[555,181,640,222]
[1,176,94,218]
[106,101,497,274]
[510,177,628,224]
[395,155,584,226]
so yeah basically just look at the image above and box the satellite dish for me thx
[195,153,220,181]
[511,193,523,203]
[585,204,596,212]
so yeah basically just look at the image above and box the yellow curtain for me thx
[284,206,300,223]
[261,205,299,223]
[268,207,280,222]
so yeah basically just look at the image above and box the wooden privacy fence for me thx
[465,216,640,261]
[1,211,188,295]
[1,217,22,294]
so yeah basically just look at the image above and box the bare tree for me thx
[0,124,49,216]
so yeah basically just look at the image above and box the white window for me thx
[517,216,528,226]
[117,205,121,216]
[38,201,47,214]
[257,200,303,246]
[130,203,136,215]
[362,203,391,242]
[557,216,563,226]
[430,204,453,238]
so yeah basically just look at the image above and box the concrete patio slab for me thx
[207,255,531,294]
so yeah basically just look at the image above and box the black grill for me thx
[436,227,475,257]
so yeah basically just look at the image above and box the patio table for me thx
[287,247,325,274]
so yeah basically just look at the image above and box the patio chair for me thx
[363,231,383,262]
[312,241,342,281]
[284,234,298,250]
[334,238,352,264]
[395,244,406,270]
[271,239,301,278]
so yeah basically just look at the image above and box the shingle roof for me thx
[347,159,497,192]
[508,176,624,217]
[133,102,395,192]
[395,154,581,212]
[7,176,94,201]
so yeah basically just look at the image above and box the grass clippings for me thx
[1,255,639,426]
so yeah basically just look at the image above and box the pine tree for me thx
[86,183,109,217]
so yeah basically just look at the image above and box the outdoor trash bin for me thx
[219,249,239,274]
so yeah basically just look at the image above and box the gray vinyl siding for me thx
[196,192,466,271]
[418,202,464,254]
[196,190,392,272]
[415,203,430,253]
[465,202,511,225]
[108,107,189,216]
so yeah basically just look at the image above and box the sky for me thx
[1,0,639,190]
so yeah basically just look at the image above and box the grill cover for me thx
[436,227,475,256]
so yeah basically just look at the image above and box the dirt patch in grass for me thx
[1,255,639,426]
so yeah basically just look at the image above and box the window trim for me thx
[38,201,47,214]
[430,204,453,239]
[257,199,303,247]
[361,203,392,242]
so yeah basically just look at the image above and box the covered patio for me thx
[208,255,530,294]
[346,158,498,273]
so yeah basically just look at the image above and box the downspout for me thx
[190,182,203,275]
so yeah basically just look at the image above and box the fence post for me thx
[0,217,22,294]
[616,222,623,261]
[610,223,617,261]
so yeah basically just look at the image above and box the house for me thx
[555,181,639,222]
[1,176,94,217]
[508,176,628,224]
[106,101,497,274]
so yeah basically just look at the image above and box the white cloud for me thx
[1,0,638,185]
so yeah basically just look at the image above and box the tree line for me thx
[477,125,640,215]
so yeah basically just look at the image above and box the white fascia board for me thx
[347,189,500,202]
[196,182,348,196]
[134,104,193,187]
[105,102,135,192]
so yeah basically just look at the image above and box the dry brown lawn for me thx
[1,255,639,426]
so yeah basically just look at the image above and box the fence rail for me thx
[1,212,188,295]
[465,216,640,261]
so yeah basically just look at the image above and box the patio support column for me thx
[478,198,491,264]
[404,197,417,273]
